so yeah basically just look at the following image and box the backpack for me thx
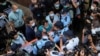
[35,41,46,56]
[36,45,46,56]
[10,33,30,56]
[36,40,55,56]
[18,33,33,54]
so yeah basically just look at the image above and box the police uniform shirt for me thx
[32,39,49,55]
[32,40,43,55]
[61,13,71,27]
[46,15,60,25]
[50,28,69,43]
[53,30,62,43]
[11,32,26,46]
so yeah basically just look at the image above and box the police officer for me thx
[32,31,49,56]
[48,21,64,43]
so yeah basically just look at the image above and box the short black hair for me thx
[61,8,70,14]
[93,1,99,7]
[42,20,48,25]
[25,16,33,24]
[9,31,17,39]
[63,30,74,38]
[54,21,64,30]
[44,41,55,49]
[35,31,42,40]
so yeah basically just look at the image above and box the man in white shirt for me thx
[46,10,60,25]
[62,30,79,51]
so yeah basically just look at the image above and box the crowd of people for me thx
[0,0,100,56]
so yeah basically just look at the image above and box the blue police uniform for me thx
[32,39,49,55]
[61,13,71,28]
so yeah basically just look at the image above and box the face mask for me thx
[15,35,19,40]
[54,4,60,9]
[14,9,19,13]
[90,16,93,20]
[61,14,66,18]
[91,6,95,10]
[49,14,54,16]
[2,2,6,6]
[64,5,68,8]
[42,35,48,39]
[31,22,35,27]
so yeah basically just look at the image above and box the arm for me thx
[55,44,61,52]
[48,32,61,51]
[45,49,51,56]
[82,29,85,43]
[60,35,63,52]
[88,35,96,50]
[29,38,38,44]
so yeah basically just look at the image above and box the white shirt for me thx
[63,37,79,51]
[91,27,100,34]
[66,39,74,50]
[46,15,59,24]
[72,37,79,47]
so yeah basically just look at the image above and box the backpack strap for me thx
[35,43,39,50]
[35,40,43,53]
[18,33,26,42]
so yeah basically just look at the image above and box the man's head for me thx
[61,8,69,16]
[63,30,74,39]
[43,20,48,28]
[91,1,99,10]
[49,10,55,17]
[12,4,18,12]
[31,0,37,4]
[54,0,60,9]
[35,31,42,40]
[25,16,35,27]
[9,31,18,39]
[44,41,55,50]
[53,21,64,31]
